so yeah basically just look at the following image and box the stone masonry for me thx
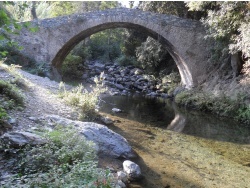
[10,8,211,88]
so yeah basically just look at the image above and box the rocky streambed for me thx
[83,61,183,98]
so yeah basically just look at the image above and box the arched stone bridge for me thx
[12,8,211,88]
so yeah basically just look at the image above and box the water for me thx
[99,94,250,188]
[100,94,250,144]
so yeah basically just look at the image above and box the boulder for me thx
[1,131,47,148]
[100,116,113,125]
[117,171,128,183]
[116,180,126,188]
[123,160,142,180]
[112,108,122,113]
[44,115,136,159]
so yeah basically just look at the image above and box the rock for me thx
[173,86,185,96]
[1,121,13,129]
[112,108,122,113]
[1,131,47,148]
[123,160,142,180]
[116,180,126,188]
[115,83,125,90]
[100,116,113,125]
[117,171,128,183]
[44,115,136,159]
[28,116,39,122]
[130,68,143,75]
[8,118,17,125]
[93,62,105,69]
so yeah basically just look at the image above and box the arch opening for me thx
[52,22,193,87]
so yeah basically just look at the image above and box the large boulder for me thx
[1,131,47,148]
[44,115,136,159]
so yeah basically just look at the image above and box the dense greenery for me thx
[187,1,250,69]
[175,90,250,124]
[2,126,114,187]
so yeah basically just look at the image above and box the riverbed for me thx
[99,94,250,188]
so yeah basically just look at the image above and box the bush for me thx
[115,55,139,67]
[59,82,105,120]
[0,106,8,122]
[61,54,84,80]
[175,90,250,123]
[0,80,24,106]
[3,126,114,187]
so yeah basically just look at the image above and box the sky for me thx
[119,0,139,8]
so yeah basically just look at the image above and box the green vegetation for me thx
[59,81,105,120]
[0,79,24,107]
[2,126,114,187]
[187,1,250,70]
[175,90,250,124]
[61,54,84,80]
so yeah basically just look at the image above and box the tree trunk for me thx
[31,1,37,20]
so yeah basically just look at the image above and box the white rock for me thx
[100,116,113,125]
[117,171,128,183]
[112,108,122,113]
[123,160,142,180]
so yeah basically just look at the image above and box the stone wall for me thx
[10,8,211,88]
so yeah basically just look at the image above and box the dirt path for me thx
[0,67,78,133]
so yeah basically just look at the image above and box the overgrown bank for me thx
[175,89,250,125]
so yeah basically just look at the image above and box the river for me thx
[99,94,250,188]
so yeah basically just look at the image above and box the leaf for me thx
[0,35,5,40]
[29,27,39,33]
[0,51,8,56]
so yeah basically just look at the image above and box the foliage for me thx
[0,106,8,122]
[186,2,250,66]
[3,126,114,187]
[61,54,84,80]
[59,82,105,120]
[0,79,24,106]
[136,37,170,74]
[122,29,147,57]
[49,1,120,17]
[138,1,189,18]
[175,90,250,123]
[87,29,125,62]
[115,55,139,67]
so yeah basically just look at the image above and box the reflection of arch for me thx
[13,8,210,88]
[52,23,192,87]
[167,102,186,132]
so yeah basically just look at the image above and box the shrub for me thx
[0,106,8,122]
[115,55,139,67]
[61,54,84,80]
[59,82,106,120]
[175,90,250,123]
[0,80,24,106]
[3,126,114,187]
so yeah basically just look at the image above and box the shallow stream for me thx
[99,94,250,188]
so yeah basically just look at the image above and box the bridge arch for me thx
[52,22,191,87]
[12,8,211,88]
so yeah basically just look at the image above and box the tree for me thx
[186,1,250,75]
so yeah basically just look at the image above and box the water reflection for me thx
[100,94,250,144]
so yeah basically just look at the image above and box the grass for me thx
[58,80,106,120]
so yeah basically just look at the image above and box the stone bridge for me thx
[11,8,211,88]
